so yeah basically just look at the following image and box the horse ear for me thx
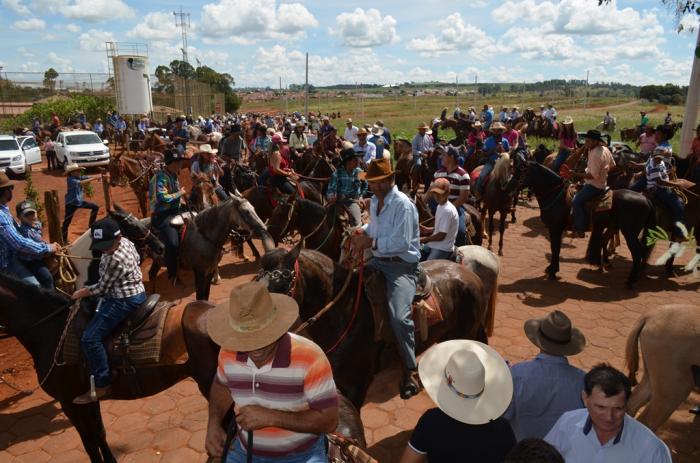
[284,242,302,268]
[113,203,126,214]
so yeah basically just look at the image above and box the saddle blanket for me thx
[566,185,613,212]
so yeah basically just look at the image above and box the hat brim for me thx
[419,340,513,425]
[523,319,586,356]
[206,293,299,352]
[358,170,394,182]
[20,208,37,215]
[428,187,449,196]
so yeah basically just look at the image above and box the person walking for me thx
[61,163,101,243]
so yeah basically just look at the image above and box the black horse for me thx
[522,161,654,286]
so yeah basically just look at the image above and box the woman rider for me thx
[289,122,309,158]
[552,117,577,174]
[268,144,298,195]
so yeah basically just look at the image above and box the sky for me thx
[0,0,697,88]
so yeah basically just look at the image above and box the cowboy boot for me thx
[73,385,111,404]
[400,368,423,400]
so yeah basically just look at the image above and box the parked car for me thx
[54,130,110,168]
[0,134,42,178]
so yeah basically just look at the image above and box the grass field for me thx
[242,94,685,154]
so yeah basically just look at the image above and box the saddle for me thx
[363,264,443,345]
[169,211,197,227]
[63,294,176,373]
[565,185,613,213]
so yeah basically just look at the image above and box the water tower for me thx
[106,42,153,116]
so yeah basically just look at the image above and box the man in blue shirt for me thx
[93,118,104,138]
[504,310,586,441]
[326,145,366,227]
[412,123,433,167]
[374,120,392,145]
[0,173,58,285]
[171,117,190,154]
[352,157,422,399]
[481,104,494,130]
[475,122,510,197]
[62,163,101,243]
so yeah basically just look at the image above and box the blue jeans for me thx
[552,149,570,174]
[6,256,41,286]
[368,258,418,370]
[20,259,54,289]
[81,292,146,387]
[630,176,646,192]
[227,435,326,463]
[654,187,685,236]
[413,154,422,167]
[476,162,494,194]
[572,184,604,233]
[425,247,452,261]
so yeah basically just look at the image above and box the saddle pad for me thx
[63,301,173,366]
[565,185,613,212]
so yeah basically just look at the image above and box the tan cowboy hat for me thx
[206,281,299,352]
[419,340,513,425]
[0,172,14,189]
[473,121,482,128]
[371,125,385,136]
[417,122,431,130]
[524,310,586,356]
[357,127,369,135]
[65,163,83,174]
[359,157,394,182]
[346,118,353,124]
[197,144,217,155]
[490,121,506,132]
[562,116,574,125]
[266,127,275,135]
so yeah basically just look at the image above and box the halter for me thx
[254,261,298,297]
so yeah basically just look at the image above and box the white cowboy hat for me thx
[371,125,385,136]
[562,116,574,125]
[65,163,82,174]
[197,144,218,154]
[419,340,513,425]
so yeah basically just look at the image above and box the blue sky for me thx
[0,0,696,88]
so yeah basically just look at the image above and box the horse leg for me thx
[511,193,518,223]
[546,229,563,279]
[60,400,114,463]
[637,371,694,432]
[622,230,643,288]
[148,260,160,294]
[487,210,495,251]
[498,210,506,256]
[246,238,261,260]
[194,270,206,301]
[628,373,652,417]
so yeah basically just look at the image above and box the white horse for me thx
[455,245,500,337]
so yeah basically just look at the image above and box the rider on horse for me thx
[71,218,147,404]
[352,158,423,400]
[326,144,366,227]
[191,144,228,202]
[148,149,188,287]
[411,123,433,167]
[475,122,510,198]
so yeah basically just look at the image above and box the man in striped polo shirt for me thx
[205,282,339,462]
[433,144,471,246]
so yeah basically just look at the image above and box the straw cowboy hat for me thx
[207,281,299,352]
[419,340,513,425]
[196,144,217,155]
[359,157,394,182]
[357,127,369,136]
[524,310,586,356]
[371,125,384,136]
[473,121,482,128]
[65,163,83,174]
[562,116,574,125]
[490,121,506,132]
[417,122,432,135]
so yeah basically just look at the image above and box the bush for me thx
[0,94,114,132]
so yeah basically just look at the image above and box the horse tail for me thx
[625,314,647,386]
[485,271,498,337]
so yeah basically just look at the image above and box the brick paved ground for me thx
[1,198,699,462]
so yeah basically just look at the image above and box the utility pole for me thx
[679,26,700,159]
[473,74,477,109]
[304,52,309,117]
[584,69,589,112]
[174,7,191,115]
[455,75,458,110]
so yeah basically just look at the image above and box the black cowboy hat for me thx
[582,129,604,143]
[164,149,185,165]
[340,147,363,164]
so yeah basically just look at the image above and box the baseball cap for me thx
[89,217,121,251]
[16,200,37,217]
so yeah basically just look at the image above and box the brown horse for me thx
[190,172,219,212]
[394,139,421,195]
[107,153,159,217]
[256,245,490,408]
[143,130,168,153]
[0,274,367,462]
[241,181,323,223]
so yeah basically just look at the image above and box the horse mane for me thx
[297,198,326,221]
[0,271,70,308]
[532,160,562,182]
[194,199,231,228]
[492,153,511,183]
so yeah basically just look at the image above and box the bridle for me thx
[254,266,297,297]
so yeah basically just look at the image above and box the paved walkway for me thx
[1,202,699,462]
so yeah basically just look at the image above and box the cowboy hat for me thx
[515,121,528,132]
[473,121,482,128]
[207,281,299,352]
[271,133,287,144]
[524,310,586,356]
[295,121,305,128]
[582,129,604,143]
[417,122,431,130]
[65,163,83,174]
[0,172,13,189]
[357,127,369,135]
[340,147,364,164]
[562,116,574,125]
[359,157,394,182]
[371,126,385,136]
[266,127,275,135]
[197,144,218,155]
[346,118,353,124]
[490,122,506,132]
[164,149,186,165]
[419,340,513,425]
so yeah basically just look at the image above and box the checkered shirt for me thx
[87,238,145,299]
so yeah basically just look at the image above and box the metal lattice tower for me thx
[173,7,192,115]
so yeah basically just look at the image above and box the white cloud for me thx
[66,24,81,33]
[79,29,115,52]
[407,13,492,58]
[127,11,181,41]
[200,0,317,43]
[13,18,46,31]
[17,46,34,57]
[2,0,30,14]
[63,0,134,22]
[330,8,399,47]
[47,52,73,72]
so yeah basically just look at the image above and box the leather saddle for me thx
[169,211,197,227]
[566,185,613,213]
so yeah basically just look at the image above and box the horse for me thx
[522,161,654,286]
[241,181,323,224]
[228,162,258,193]
[0,274,368,462]
[256,245,490,409]
[190,172,219,212]
[394,139,420,195]
[107,153,160,218]
[625,304,700,432]
[620,127,638,142]
[143,130,168,153]
[454,245,500,337]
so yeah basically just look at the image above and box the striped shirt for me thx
[216,333,338,457]
[645,159,669,189]
[434,166,470,200]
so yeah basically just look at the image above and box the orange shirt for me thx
[585,146,614,189]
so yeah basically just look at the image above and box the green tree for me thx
[43,68,58,90]
[154,65,173,92]
[169,60,196,79]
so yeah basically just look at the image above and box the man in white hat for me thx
[475,122,510,197]
[343,118,358,144]
[504,310,586,441]
[205,282,338,462]
[399,340,516,462]
[353,128,377,165]
[412,123,433,167]
[545,364,671,463]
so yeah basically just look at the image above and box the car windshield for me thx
[65,134,101,146]
[0,140,20,151]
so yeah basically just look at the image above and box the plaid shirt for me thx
[327,166,366,200]
[87,238,145,299]
[0,204,50,269]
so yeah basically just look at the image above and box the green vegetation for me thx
[0,94,114,132]
[640,84,687,105]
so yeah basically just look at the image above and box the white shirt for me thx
[545,409,671,463]
[354,141,377,164]
[427,201,458,252]
[344,126,359,143]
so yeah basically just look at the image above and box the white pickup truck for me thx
[54,130,110,168]
[0,134,42,178]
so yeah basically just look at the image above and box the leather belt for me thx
[377,256,407,263]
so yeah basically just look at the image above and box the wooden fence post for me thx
[101,172,112,213]
[44,190,63,245]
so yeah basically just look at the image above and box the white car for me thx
[0,134,42,177]
[54,130,110,168]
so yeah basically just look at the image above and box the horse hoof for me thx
[498,250,504,257]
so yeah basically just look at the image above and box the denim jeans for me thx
[151,209,180,279]
[654,187,685,236]
[630,176,646,192]
[6,256,41,286]
[368,258,418,370]
[476,162,494,194]
[552,149,570,174]
[81,292,146,388]
[20,259,54,289]
[413,154,422,167]
[572,184,604,233]
[425,247,453,261]
[227,435,326,463]
[62,201,100,243]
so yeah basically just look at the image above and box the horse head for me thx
[109,203,165,257]
[255,243,301,295]
[225,195,276,252]
[266,195,297,245]
[191,173,218,211]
